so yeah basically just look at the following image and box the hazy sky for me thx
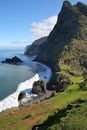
[0,0,87,50]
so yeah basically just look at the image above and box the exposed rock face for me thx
[25,1,87,89]
[35,1,87,67]
[25,37,47,55]
[25,1,87,68]
[32,80,47,95]
[76,2,87,16]
[2,56,23,64]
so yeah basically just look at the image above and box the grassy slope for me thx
[59,39,87,76]
[0,2,87,130]
[0,76,87,130]
[39,95,87,130]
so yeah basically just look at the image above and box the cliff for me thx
[0,1,87,129]
[25,37,47,55]
[35,1,87,66]
[25,1,87,89]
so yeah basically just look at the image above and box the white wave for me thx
[0,64,52,112]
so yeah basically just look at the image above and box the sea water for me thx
[0,50,34,100]
[0,49,52,112]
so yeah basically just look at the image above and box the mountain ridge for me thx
[25,37,47,55]
[0,1,87,129]
[25,0,87,90]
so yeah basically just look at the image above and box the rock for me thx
[76,2,87,16]
[50,91,56,97]
[2,56,23,64]
[32,80,47,95]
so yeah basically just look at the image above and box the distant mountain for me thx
[25,1,87,90]
[1,1,87,129]
[25,37,47,55]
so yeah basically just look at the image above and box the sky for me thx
[0,0,87,50]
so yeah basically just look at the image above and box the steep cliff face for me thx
[76,2,87,16]
[25,1,87,88]
[25,37,47,55]
[35,1,87,72]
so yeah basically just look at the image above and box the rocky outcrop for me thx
[2,56,23,64]
[32,80,47,95]
[76,2,87,16]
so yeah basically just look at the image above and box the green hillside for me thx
[0,1,87,130]
[0,76,87,130]
[33,1,87,91]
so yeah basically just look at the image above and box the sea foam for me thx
[0,64,52,112]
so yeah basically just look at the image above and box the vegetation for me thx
[32,76,87,130]
[29,1,87,91]
[18,92,26,106]
[32,80,46,94]
[0,1,87,130]
[0,76,87,130]
[36,98,87,130]
[59,39,87,76]
[79,77,87,91]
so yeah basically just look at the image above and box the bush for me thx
[18,92,26,102]
[79,81,87,91]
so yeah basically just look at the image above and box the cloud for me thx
[10,15,57,46]
[29,15,57,42]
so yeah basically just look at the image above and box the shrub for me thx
[18,92,26,101]
[18,92,26,107]
[79,81,87,90]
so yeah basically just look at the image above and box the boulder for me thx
[32,80,47,95]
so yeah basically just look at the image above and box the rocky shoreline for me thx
[22,62,53,106]
[0,58,52,112]
[23,90,55,106]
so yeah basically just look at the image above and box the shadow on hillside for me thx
[32,104,74,130]
[32,99,87,130]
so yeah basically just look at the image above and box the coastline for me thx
[0,61,52,112]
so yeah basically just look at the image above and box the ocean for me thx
[0,49,52,112]
[0,50,35,100]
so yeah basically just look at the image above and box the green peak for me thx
[76,2,87,7]
[76,1,87,16]
[60,0,73,14]
[63,0,72,7]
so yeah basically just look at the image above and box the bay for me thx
[0,50,35,100]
